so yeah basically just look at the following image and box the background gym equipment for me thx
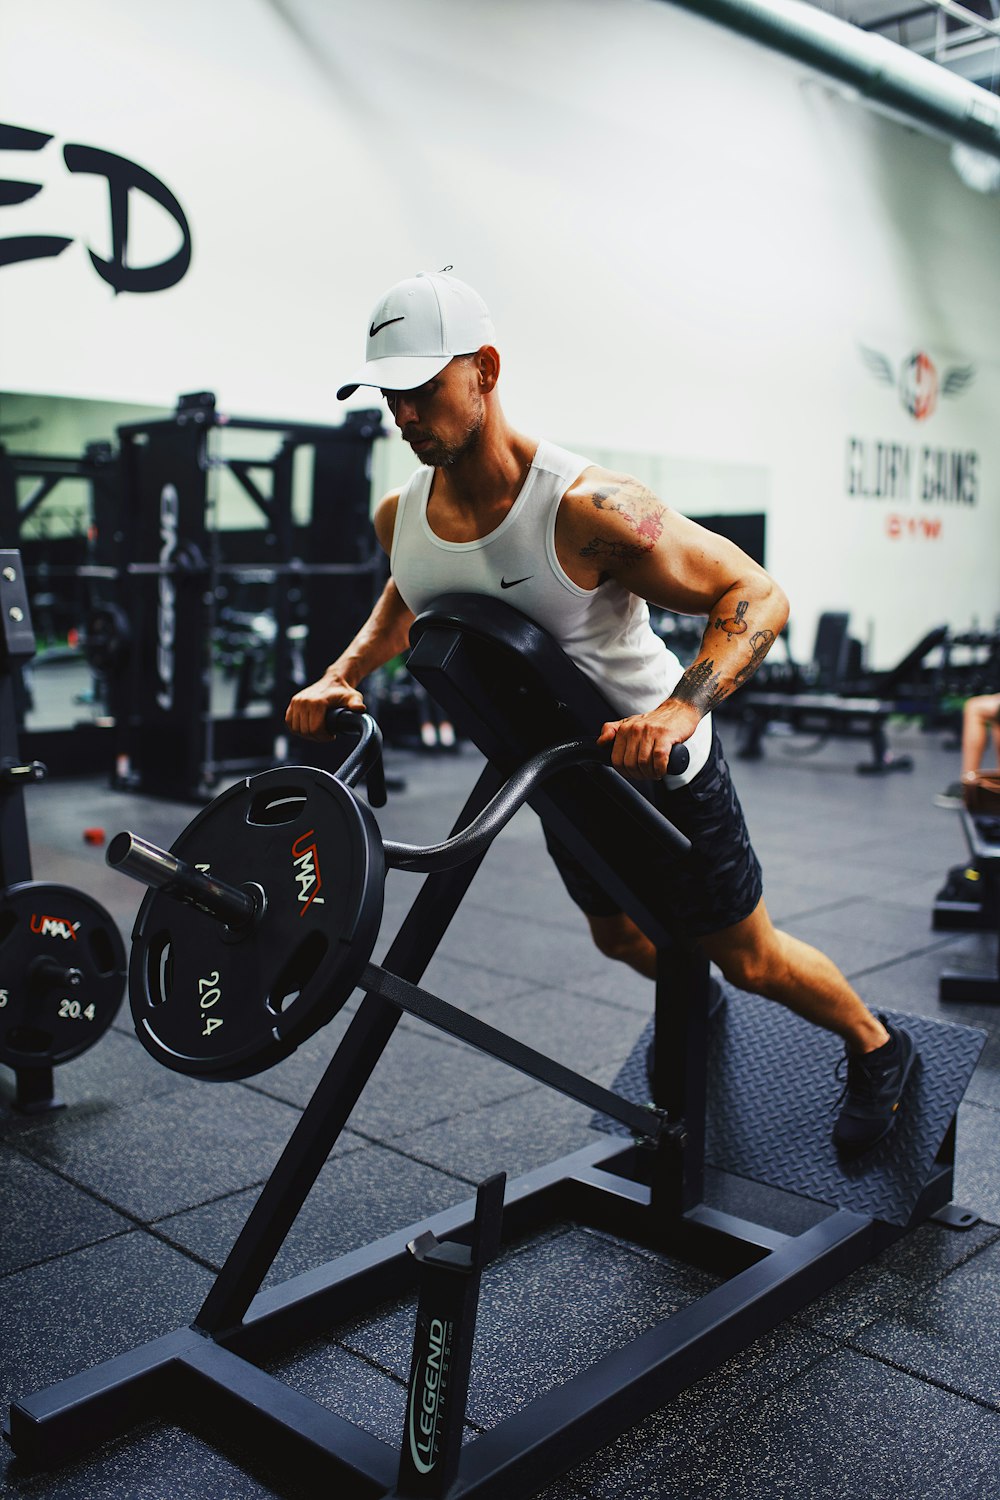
[6,594,985,1496]
[733,613,955,773]
[938,810,1000,1005]
[732,612,1000,772]
[2,395,387,796]
[0,551,126,1113]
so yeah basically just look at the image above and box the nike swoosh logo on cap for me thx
[500,575,533,589]
[370,316,405,337]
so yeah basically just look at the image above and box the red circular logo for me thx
[900,351,938,421]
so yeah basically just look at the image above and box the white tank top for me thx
[389,438,711,785]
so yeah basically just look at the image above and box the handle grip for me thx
[324,707,387,807]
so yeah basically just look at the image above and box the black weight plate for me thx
[0,883,126,1068]
[128,765,384,1081]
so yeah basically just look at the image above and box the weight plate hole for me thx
[267,929,328,1015]
[247,788,308,826]
[88,924,118,977]
[146,934,173,1007]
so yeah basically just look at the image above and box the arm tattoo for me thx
[734,629,775,688]
[580,480,665,567]
[580,536,650,565]
[714,600,748,639]
[672,657,726,713]
[675,629,776,711]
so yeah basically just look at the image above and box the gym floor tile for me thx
[849,1241,1000,1409]
[10,1083,310,1220]
[401,1086,602,1184]
[153,1142,473,1286]
[261,1338,409,1450]
[0,1233,214,1416]
[338,1226,719,1433]
[776,902,957,981]
[1,1417,316,1500]
[0,1146,130,1276]
[571,1345,1000,1500]
[457,987,646,1077]
[431,905,656,1012]
[952,1100,1000,1224]
[874,1215,1000,1283]
[789,1261,923,1339]
[390,947,541,1016]
[252,1023,537,1141]
[0,1027,195,1128]
[564,1323,832,1497]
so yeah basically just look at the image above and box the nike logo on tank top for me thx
[389,439,711,786]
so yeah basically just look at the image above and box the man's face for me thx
[381,355,484,468]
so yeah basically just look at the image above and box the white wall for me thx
[2,0,998,664]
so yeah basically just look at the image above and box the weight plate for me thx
[83,601,131,675]
[128,765,384,1081]
[0,883,126,1068]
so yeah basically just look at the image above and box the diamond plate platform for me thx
[595,992,986,1227]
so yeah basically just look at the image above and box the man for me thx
[934,692,1000,809]
[286,269,916,1156]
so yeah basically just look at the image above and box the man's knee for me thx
[701,923,786,996]
[587,912,654,970]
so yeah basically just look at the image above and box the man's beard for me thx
[410,405,484,468]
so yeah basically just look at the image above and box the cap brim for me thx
[336,352,453,401]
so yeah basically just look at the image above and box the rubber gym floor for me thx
[2,719,998,1499]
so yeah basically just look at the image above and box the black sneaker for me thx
[833,1019,917,1157]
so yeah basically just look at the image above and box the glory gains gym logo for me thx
[859,345,974,422]
[846,343,979,532]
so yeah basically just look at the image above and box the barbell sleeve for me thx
[107,831,259,929]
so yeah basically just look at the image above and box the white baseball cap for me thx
[337,270,496,399]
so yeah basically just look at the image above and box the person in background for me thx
[935,692,1000,808]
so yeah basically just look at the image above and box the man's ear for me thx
[475,345,500,393]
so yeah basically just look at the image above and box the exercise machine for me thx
[5,594,983,1493]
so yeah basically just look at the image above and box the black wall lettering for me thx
[0,122,191,292]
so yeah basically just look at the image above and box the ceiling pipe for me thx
[660,0,1000,160]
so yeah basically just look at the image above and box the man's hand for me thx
[597,700,701,779]
[285,673,366,740]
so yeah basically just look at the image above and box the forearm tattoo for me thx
[734,629,776,688]
[672,657,726,713]
[675,628,777,711]
[579,480,665,568]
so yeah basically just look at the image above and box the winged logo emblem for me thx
[859,345,975,422]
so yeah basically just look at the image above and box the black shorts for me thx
[541,727,763,938]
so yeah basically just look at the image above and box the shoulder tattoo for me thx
[578,479,665,568]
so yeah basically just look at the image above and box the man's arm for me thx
[284,492,415,740]
[559,469,789,777]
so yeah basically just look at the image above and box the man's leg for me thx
[587,900,914,1155]
[586,912,658,980]
[589,901,887,1052]
[961,693,1000,778]
[697,899,888,1053]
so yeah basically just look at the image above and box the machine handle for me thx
[325,706,387,807]
[382,736,691,873]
